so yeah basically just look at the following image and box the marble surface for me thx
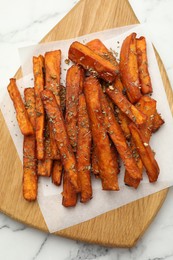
[0,0,173,259]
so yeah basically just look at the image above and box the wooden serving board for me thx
[0,0,173,247]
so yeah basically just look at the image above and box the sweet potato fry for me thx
[23,88,37,201]
[129,123,159,182]
[136,37,152,94]
[33,55,45,159]
[106,85,147,125]
[66,65,84,151]
[45,50,61,105]
[84,76,119,191]
[52,160,63,186]
[120,33,142,103]
[77,94,92,203]
[152,111,165,133]
[86,39,119,67]
[68,41,119,82]
[7,78,34,136]
[136,96,156,142]
[45,50,62,160]
[62,171,77,207]
[100,90,142,185]
[91,145,100,177]
[41,89,79,192]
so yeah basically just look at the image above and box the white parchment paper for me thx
[1,24,173,233]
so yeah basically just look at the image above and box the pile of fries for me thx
[8,33,164,207]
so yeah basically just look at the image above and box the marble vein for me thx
[32,234,50,260]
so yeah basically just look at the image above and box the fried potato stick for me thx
[129,123,159,182]
[101,90,142,185]
[68,41,119,83]
[91,145,100,178]
[7,78,34,136]
[84,76,119,191]
[52,160,63,186]
[152,111,165,133]
[120,33,142,103]
[33,55,45,159]
[41,89,79,192]
[23,88,37,201]
[77,94,92,203]
[86,38,119,67]
[62,171,77,207]
[106,85,147,125]
[66,65,84,151]
[136,37,152,94]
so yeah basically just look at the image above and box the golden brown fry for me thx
[84,76,119,191]
[136,37,152,94]
[101,90,142,185]
[91,145,100,177]
[7,78,34,136]
[66,65,84,151]
[45,50,61,105]
[45,50,62,160]
[23,88,37,201]
[33,55,45,159]
[106,85,147,125]
[77,94,92,203]
[62,171,77,207]
[129,123,159,182]
[86,38,119,67]
[152,111,165,133]
[120,33,142,103]
[68,41,119,82]
[52,160,63,186]
[41,89,79,192]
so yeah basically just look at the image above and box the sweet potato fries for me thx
[8,31,164,207]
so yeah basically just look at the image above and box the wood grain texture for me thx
[0,0,172,247]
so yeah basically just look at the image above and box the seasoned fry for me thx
[62,171,77,207]
[68,41,119,82]
[7,78,34,136]
[86,38,119,67]
[77,94,92,203]
[52,160,63,186]
[33,55,45,159]
[41,89,79,192]
[152,111,165,133]
[120,33,142,103]
[84,76,119,191]
[66,65,84,151]
[101,90,142,185]
[106,85,147,125]
[91,145,100,177]
[45,50,61,105]
[23,88,37,201]
[136,37,152,94]
[129,123,160,182]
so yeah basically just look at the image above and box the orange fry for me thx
[62,171,77,207]
[7,78,34,136]
[41,89,79,192]
[120,33,142,103]
[52,160,63,186]
[33,55,45,159]
[84,76,119,191]
[86,38,119,67]
[66,65,84,151]
[77,94,92,203]
[129,123,159,182]
[152,111,164,133]
[100,90,142,186]
[136,37,152,94]
[23,88,37,201]
[106,85,147,125]
[91,145,100,178]
[68,41,119,82]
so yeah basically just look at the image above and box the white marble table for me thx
[0,0,173,259]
